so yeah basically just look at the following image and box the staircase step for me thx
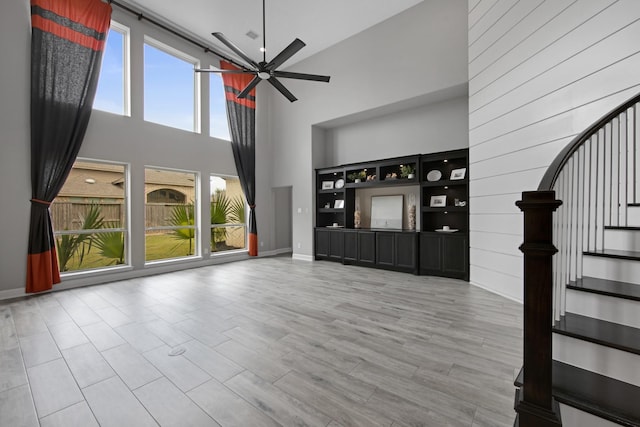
[583,248,640,260]
[566,287,640,329]
[604,227,640,251]
[553,313,640,356]
[515,361,640,426]
[568,277,640,302]
[583,252,640,285]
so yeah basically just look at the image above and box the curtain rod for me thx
[107,0,246,70]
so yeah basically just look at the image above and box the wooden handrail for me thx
[538,92,640,191]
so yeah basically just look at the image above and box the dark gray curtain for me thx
[220,61,258,256]
[27,0,112,293]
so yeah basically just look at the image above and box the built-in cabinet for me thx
[314,149,468,280]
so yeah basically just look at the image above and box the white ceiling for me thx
[121,0,424,67]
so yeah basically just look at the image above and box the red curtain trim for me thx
[248,233,258,257]
[224,92,256,109]
[26,248,60,293]
[31,0,111,33]
[31,15,107,51]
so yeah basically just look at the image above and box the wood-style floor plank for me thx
[0,256,522,425]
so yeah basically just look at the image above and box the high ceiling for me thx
[121,0,424,66]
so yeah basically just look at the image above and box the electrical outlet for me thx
[297,207,302,214]
[260,241,264,247]
[297,242,301,249]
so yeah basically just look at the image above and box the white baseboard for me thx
[0,287,29,301]
[469,281,523,304]
[292,253,314,262]
[259,248,292,257]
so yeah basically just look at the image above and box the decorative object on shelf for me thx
[426,169,442,182]
[366,174,376,181]
[385,172,398,180]
[400,164,415,179]
[321,180,334,190]
[324,202,330,208]
[326,224,344,228]
[408,193,416,230]
[435,226,458,233]
[348,171,366,183]
[430,195,447,207]
[408,205,416,230]
[334,178,345,189]
[450,168,466,180]
[454,198,467,207]
[334,199,344,209]
[354,196,361,228]
[371,195,403,229]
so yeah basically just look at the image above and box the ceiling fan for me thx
[195,0,330,102]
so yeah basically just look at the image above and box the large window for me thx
[145,168,199,262]
[210,175,246,253]
[209,73,230,140]
[52,160,128,272]
[94,22,130,116]
[144,37,200,132]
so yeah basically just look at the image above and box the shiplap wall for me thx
[468,0,640,301]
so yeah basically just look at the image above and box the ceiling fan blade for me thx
[268,77,297,102]
[273,70,330,82]
[266,38,306,70]
[236,76,262,99]
[194,68,252,74]
[212,32,259,69]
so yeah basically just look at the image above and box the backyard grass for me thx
[63,234,194,271]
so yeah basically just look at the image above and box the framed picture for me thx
[321,180,334,190]
[334,199,344,209]
[450,168,466,180]
[430,195,446,207]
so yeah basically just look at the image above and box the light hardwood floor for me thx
[0,256,522,426]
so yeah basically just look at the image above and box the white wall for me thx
[468,0,640,301]
[324,96,469,167]
[269,0,469,256]
[0,3,274,296]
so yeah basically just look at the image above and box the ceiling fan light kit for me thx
[195,0,330,102]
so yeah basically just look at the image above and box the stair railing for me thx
[514,92,640,427]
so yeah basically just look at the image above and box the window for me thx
[144,37,200,132]
[145,168,199,262]
[210,175,246,253]
[52,160,128,272]
[209,73,230,140]
[94,22,130,116]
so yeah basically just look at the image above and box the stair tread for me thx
[568,277,640,302]
[553,313,640,355]
[515,361,640,426]
[604,225,640,231]
[583,248,640,260]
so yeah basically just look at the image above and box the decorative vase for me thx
[408,173,415,180]
[355,178,361,183]
[408,205,416,230]
[354,210,361,228]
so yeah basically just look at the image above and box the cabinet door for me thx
[343,231,358,262]
[358,231,376,264]
[442,234,468,278]
[328,230,344,261]
[419,233,442,272]
[315,229,330,259]
[376,232,395,267]
[395,233,417,271]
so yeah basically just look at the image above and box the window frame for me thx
[143,36,201,133]
[53,158,131,276]
[144,166,201,265]
[210,173,248,256]
[93,20,131,117]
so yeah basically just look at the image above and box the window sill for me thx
[60,264,133,279]
[144,255,203,268]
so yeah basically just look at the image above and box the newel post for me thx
[514,191,562,427]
